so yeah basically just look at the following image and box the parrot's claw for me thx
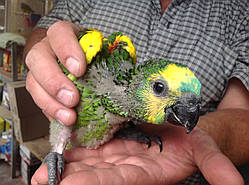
[114,122,163,152]
[44,152,65,185]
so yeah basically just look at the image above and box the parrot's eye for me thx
[153,81,167,95]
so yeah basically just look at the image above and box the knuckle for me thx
[38,101,51,114]
[25,39,48,69]
[25,72,35,93]
[42,74,61,95]
[47,21,70,35]
[25,47,36,68]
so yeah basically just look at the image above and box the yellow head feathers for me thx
[149,63,200,97]
[135,60,201,124]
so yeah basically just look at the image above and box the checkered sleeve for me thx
[36,0,91,29]
[228,4,249,90]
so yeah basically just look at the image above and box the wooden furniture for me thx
[7,80,50,178]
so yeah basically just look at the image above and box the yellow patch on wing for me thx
[79,29,103,64]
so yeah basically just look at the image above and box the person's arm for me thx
[198,77,249,165]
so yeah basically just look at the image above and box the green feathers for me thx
[58,30,202,147]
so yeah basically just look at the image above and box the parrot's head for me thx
[134,59,201,134]
[78,29,104,64]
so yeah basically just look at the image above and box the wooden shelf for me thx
[22,136,50,161]
[0,106,11,120]
[0,68,24,82]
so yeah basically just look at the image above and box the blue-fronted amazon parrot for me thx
[44,29,202,185]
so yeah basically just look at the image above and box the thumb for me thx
[31,164,49,185]
[191,127,244,185]
[47,21,87,77]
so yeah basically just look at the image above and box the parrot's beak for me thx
[166,96,201,134]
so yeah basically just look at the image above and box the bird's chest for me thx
[71,106,128,149]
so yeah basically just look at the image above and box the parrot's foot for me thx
[43,152,65,185]
[114,121,163,152]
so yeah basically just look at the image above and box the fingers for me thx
[26,37,78,125]
[47,21,87,77]
[26,72,77,125]
[191,128,244,185]
[25,21,86,125]
[31,164,48,185]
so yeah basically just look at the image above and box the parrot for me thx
[43,29,202,185]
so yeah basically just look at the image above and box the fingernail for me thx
[55,109,71,123]
[66,57,80,76]
[57,89,73,106]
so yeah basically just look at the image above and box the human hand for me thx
[25,21,87,125]
[31,124,243,185]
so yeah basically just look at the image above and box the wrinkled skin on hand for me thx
[25,21,85,126]
[31,124,244,185]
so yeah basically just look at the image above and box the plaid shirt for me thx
[36,0,249,184]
